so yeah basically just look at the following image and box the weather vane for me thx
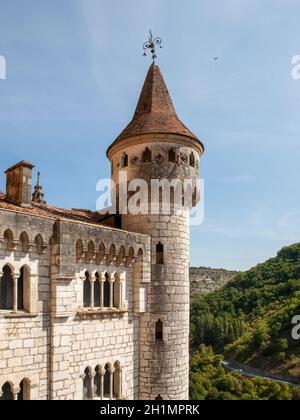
[143,30,163,62]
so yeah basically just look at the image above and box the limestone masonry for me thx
[190,267,239,297]
[0,63,204,400]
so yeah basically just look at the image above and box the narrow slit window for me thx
[156,242,164,265]
[122,153,128,168]
[190,153,195,168]
[155,319,163,342]
[168,148,176,163]
[142,148,152,163]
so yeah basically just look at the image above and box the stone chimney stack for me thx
[5,161,35,207]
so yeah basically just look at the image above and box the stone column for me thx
[12,273,18,312]
[13,386,20,400]
[90,274,95,310]
[109,273,115,309]
[100,367,105,400]
[100,273,105,309]
[109,368,115,400]
[121,272,126,309]
[88,371,94,400]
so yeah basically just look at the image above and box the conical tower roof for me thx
[108,63,203,154]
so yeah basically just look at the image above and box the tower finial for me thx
[143,30,163,63]
[32,171,46,204]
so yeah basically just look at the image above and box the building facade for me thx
[0,63,204,400]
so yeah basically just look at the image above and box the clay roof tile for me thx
[108,63,203,154]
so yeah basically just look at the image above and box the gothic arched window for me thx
[76,239,83,262]
[104,273,110,308]
[104,364,111,399]
[94,273,101,308]
[20,232,30,253]
[94,366,101,398]
[113,274,121,309]
[83,367,93,400]
[3,229,14,251]
[0,265,14,310]
[155,319,163,342]
[18,267,24,310]
[83,272,91,308]
[0,382,14,400]
[156,243,164,265]
[142,148,152,163]
[86,241,95,263]
[35,234,44,254]
[17,379,30,401]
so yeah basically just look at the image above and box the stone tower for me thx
[107,63,204,400]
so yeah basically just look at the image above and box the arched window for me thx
[20,265,31,312]
[76,240,84,262]
[0,265,14,310]
[155,319,163,342]
[155,394,163,400]
[168,148,176,163]
[113,362,121,399]
[96,242,106,264]
[126,247,135,267]
[122,153,128,168]
[20,232,29,253]
[83,367,93,400]
[104,273,110,308]
[190,153,195,168]
[35,234,44,255]
[116,246,125,266]
[156,243,164,265]
[106,244,116,265]
[83,272,91,308]
[86,241,95,262]
[104,364,111,399]
[18,267,24,310]
[113,274,121,309]
[142,148,152,163]
[94,273,101,308]
[0,382,14,400]
[94,366,101,398]
[3,229,14,251]
[17,379,30,400]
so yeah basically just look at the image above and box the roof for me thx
[107,63,203,154]
[0,191,103,224]
[5,161,35,173]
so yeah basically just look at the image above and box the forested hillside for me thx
[190,345,300,400]
[191,243,300,379]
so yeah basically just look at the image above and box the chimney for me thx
[5,161,35,207]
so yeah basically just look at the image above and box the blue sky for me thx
[0,0,300,270]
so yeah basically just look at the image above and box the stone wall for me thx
[0,209,151,400]
[0,210,54,400]
[110,133,202,400]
